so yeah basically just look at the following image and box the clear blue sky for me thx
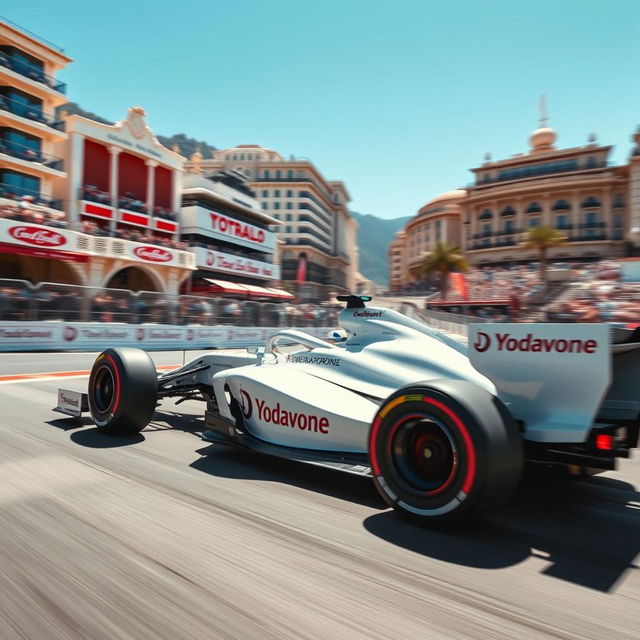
[4,0,640,218]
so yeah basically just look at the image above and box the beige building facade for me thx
[186,145,357,301]
[390,120,638,290]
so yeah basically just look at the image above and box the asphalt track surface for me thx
[0,351,638,640]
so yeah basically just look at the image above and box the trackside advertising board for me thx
[468,323,610,443]
[0,322,331,352]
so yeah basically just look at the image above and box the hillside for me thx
[55,103,217,158]
[350,211,410,287]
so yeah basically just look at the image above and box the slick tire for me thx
[368,379,523,528]
[88,347,157,435]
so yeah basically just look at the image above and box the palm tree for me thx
[520,226,567,283]
[421,242,469,301]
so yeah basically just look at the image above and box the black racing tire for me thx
[368,379,523,528]
[87,347,157,435]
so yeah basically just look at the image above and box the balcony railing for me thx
[567,234,608,242]
[0,94,65,131]
[0,52,67,94]
[0,181,62,209]
[0,138,64,171]
[578,221,606,229]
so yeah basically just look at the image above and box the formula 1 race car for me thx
[55,295,640,527]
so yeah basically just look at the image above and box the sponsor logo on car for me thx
[287,354,341,367]
[473,331,598,354]
[136,328,145,341]
[353,310,383,318]
[240,389,253,419]
[59,391,80,408]
[9,226,66,247]
[133,246,172,262]
[247,395,329,434]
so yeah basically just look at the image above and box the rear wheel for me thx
[369,380,523,528]
[88,348,157,435]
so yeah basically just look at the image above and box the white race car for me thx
[55,295,640,527]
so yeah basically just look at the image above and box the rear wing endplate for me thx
[468,323,611,443]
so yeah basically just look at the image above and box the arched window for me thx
[613,194,625,208]
[263,170,270,179]
[581,196,601,208]
[275,170,282,179]
[287,170,293,178]
[479,209,493,220]
[525,202,541,214]
[552,199,571,211]
[501,205,516,216]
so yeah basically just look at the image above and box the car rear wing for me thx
[53,388,88,418]
[468,323,640,443]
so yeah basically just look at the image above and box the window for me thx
[285,226,292,233]
[479,209,493,220]
[581,196,601,208]
[556,215,567,229]
[0,127,41,154]
[481,224,490,237]
[504,220,514,233]
[0,169,40,196]
[529,218,540,227]
[552,199,571,211]
[287,170,293,178]
[286,190,293,197]
[274,190,280,197]
[263,170,270,179]
[613,213,623,228]
[262,202,269,209]
[0,87,43,118]
[286,214,292,221]
[525,202,541,214]
[275,170,282,179]
[585,212,597,225]
[613,195,625,208]
[261,190,268,197]
[286,202,292,209]
[274,202,280,210]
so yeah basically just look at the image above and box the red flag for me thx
[296,255,307,285]
[450,272,468,300]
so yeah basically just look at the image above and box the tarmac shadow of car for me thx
[190,444,385,509]
[363,470,640,593]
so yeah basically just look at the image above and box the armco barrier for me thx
[0,322,333,352]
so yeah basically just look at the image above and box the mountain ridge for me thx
[350,211,410,287]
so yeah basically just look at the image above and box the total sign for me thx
[193,247,280,280]
[180,205,276,252]
[468,323,610,443]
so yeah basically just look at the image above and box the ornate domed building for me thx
[389,108,640,290]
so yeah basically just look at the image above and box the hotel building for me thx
[187,145,357,301]
[0,18,195,294]
[179,165,291,299]
[390,119,637,290]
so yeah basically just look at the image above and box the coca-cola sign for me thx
[133,246,173,263]
[9,226,67,248]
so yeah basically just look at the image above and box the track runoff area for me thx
[0,349,639,640]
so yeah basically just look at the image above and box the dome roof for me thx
[529,127,557,152]
[420,189,467,210]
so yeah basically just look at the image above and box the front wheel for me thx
[368,380,523,528]
[88,347,157,435]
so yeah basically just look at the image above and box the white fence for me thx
[0,321,333,352]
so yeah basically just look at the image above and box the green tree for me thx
[421,242,468,301]
[520,226,567,283]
